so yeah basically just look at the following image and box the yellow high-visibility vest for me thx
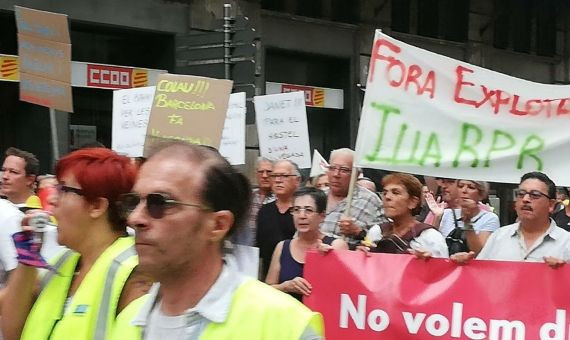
[21,236,138,340]
[111,278,324,340]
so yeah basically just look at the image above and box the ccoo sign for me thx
[87,64,132,89]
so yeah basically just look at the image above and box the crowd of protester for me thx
[0,144,569,339]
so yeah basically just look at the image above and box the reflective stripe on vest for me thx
[201,279,324,340]
[94,245,137,339]
[39,249,74,291]
[109,278,324,340]
[22,237,138,340]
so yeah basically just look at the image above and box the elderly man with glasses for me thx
[452,172,570,267]
[320,148,388,249]
[256,160,301,280]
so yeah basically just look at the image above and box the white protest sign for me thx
[219,92,246,165]
[355,30,570,186]
[254,91,311,169]
[112,86,155,157]
[310,149,329,177]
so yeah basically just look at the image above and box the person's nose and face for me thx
[126,157,212,278]
[440,178,458,203]
[256,161,273,191]
[1,155,32,201]
[515,178,554,222]
[271,162,299,197]
[291,195,322,233]
[327,153,353,196]
[381,183,416,220]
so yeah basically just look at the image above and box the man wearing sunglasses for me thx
[452,172,570,266]
[115,143,323,340]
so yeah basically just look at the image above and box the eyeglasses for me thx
[289,206,317,215]
[514,189,551,200]
[269,174,297,180]
[256,170,272,175]
[56,184,84,196]
[326,165,352,175]
[120,192,211,219]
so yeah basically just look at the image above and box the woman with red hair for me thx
[2,148,149,340]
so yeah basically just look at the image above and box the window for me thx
[391,0,411,33]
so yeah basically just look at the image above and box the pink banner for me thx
[304,250,570,340]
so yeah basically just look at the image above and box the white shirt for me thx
[135,255,321,340]
[440,209,499,237]
[366,224,449,258]
[0,199,23,284]
[477,220,570,262]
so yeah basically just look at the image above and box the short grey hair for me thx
[256,157,274,169]
[274,159,301,177]
[329,148,354,164]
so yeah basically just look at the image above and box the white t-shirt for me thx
[366,224,449,258]
[439,209,499,237]
[0,199,23,285]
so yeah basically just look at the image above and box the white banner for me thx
[355,30,570,186]
[112,86,155,157]
[219,92,246,165]
[254,91,312,169]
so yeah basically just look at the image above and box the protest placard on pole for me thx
[112,86,155,157]
[143,74,233,156]
[254,91,311,169]
[219,92,246,165]
[355,30,570,186]
[15,6,73,113]
[309,149,329,177]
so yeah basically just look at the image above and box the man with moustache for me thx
[320,148,387,248]
[256,160,300,279]
[453,172,570,266]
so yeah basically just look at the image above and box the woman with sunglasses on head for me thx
[2,148,151,340]
[450,180,499,255]
[363,173,448,258]
[265,187,348,301]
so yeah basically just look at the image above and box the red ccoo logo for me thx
[87,64,132,89]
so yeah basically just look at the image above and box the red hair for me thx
[55,148,136,231]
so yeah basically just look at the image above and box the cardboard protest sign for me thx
[305,251,570,340]
[310,149,329,177]
[112,86,155,157]
[219,92,246,165]
[355,30,570,185]
[15,6,72,112]
[254,91,311,169]
[143,74,233,155]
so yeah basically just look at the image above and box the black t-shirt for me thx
[255,201,296,280]
[552,208,570,231]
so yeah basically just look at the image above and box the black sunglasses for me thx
[120,192,211,219]
[56,184,84,196]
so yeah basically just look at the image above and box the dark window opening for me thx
[493,0,510,49]
[261,0,286,11]
[391,0,411,33]
[440,0,469,42]
[536,0,557,57]
[417,0,440,38]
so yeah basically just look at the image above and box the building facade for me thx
[0,0,567,222]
